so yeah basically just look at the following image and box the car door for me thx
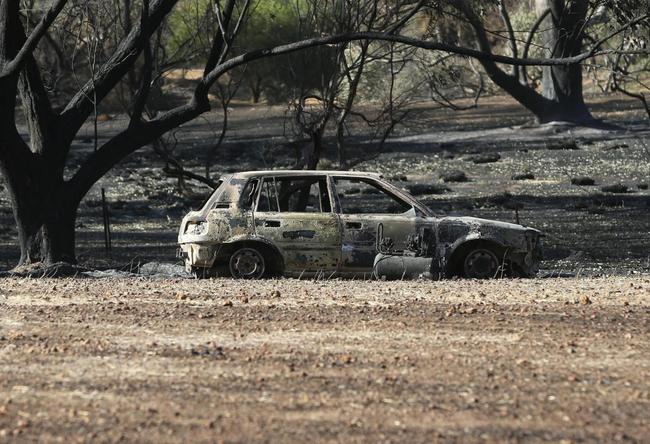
[254,175,341,273]
[332,176,422,272]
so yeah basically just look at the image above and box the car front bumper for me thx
[179,243,218,270]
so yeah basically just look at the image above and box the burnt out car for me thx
[178,171,543,279]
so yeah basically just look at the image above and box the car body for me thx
[178,171,543,279]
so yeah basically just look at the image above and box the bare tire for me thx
[229,247,266,279]
[462,248,501,279]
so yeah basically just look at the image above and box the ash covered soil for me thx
[1,277,650,443]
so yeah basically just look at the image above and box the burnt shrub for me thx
[440,170,468,183]
[512,172,535,180]
[547,140,579,150]
[468,153,501,164]
[600,184,629,194]
[571,176,595,186]
[408,183,451,195]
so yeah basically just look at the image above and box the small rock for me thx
[547,140,579,150]
[571,176,595,186]
[579,295,592,305]
[512,172,535,181]
[223,300,233,307]
[600,184,628,194]
[407,184,450,196]
[468,153,501,164]
[440,170,468,183]
[603,143,628,151]
[176,292,188,300]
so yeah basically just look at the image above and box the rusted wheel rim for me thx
[463,248,499,279]
[230,248,265,279]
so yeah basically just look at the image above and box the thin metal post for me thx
[101,188,112,255]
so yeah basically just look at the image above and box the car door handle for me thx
[263,220,281,227]
[345,222,362,229]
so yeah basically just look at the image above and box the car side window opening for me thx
[334,178,413,215]
[239,179,259,209]
[256,177,331,213]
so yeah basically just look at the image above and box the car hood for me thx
[441,216,540,233]
[434,216,543,239]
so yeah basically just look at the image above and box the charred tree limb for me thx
[385,0,426,35]
[129,0,152,126]
[205,0,237,75]
[60,0,178,140]
[0,0,68,79]
[163,165,218,189]
[498,0,519,80]
[15,15,56,158]
[522,8,551,84]
[451,0,550,118]
[202,25,650,93]
[68,100,208,203]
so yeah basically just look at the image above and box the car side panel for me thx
[338,214,418,270]
[254,212,341,272]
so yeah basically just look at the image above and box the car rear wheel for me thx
[229,247,266,279]
[462,247,501,279]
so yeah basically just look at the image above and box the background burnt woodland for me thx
[0,0,648,275]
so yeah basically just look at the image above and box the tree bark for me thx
[15,196,78,266]
[0,149,78,266]
[536,0,593,123]
[249,74,262,103]
[296,129,324,170]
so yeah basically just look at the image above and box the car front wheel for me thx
[462,247,501,279]
[229,247,266,279]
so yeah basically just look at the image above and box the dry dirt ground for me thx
[1,277,650,443]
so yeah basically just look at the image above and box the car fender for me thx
[445,233,508,263]
[221,234,285,267]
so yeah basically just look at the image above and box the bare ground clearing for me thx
[1,277,650,443]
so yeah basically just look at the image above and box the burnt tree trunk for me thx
[307,129,323,170]
[296,127,324,170]
[249,74,262,103]
[0,138,79,265]
[536,0,593,123]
